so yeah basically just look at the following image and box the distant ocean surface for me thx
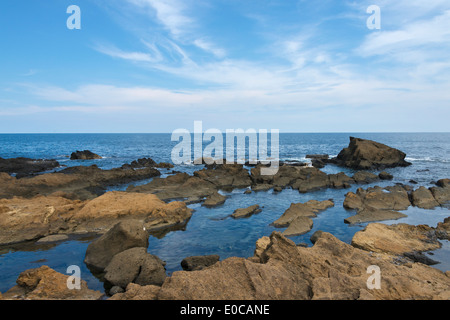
[0,133,449,293]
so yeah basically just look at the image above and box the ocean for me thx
[0,132,449,293]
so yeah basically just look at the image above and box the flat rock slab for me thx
[231,205,262,219]
[282,216,314,237]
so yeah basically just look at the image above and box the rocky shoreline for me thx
[0,139,449,300]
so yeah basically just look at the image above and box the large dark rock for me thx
[0,157,60,178]
[334,137,411,170]
[104,247,166,291]
[84,220,149,272]
[70,150,102,160]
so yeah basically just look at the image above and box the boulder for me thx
[84,220,149,272]
[1,266,102,300]
[181,255,220,271]
[334,137,411,169]
[70,150,102,160]
[231,205,262,219]
[104,247,166,290]
[202,192,226,208]
[411,186,440,209]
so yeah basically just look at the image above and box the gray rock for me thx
[84,220,149,272]
[104,247,166,289]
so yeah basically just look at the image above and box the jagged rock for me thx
[84,220,150,272]
[333,137,411,169]
[231,205,262,219]
[104,247,167,290]
[1,266,102,300]
[181,255,220,271]
[70,150,102,160]
[155,231,450,300]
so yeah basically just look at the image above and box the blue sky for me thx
[0,0,449,133]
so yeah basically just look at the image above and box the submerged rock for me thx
[333,137,411,170]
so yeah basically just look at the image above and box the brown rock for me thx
[343,186,410,224]
[231,205,262,219]
[411,186,440,209]
[74,191,193,233]
[127,173,217,201]
[273,200,334,228]
[282,216,314,236]
[2,266,102,300]
[334,137,411,169]
[108,283,160,300]
[202,192,226,207]
[181,255,220,271]
[84,220,150,272]
[351,223,441,255]
[70,150,102,160]
[156,232,450,300]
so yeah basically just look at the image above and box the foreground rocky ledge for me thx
[3,230,448,300]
